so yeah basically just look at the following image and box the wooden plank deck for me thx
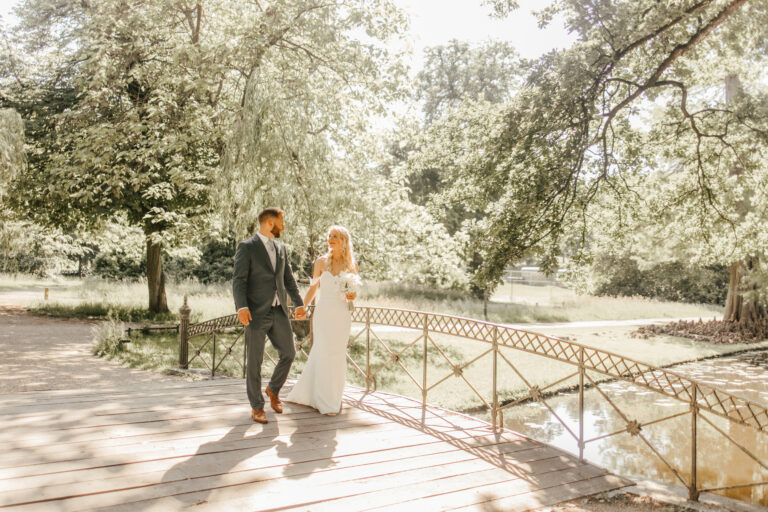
[0,379,631,511]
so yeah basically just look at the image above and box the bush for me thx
[193,238,235,283]
[92,313,127,357]
[92,250,144,280]
[0,220,83,276]
[593,255,728,305]
[162,250,200,281]
[92,238,235,283]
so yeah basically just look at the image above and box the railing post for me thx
[492,325,499,431]
[579,347,584,462]
[365,308,371,392]
[690,384,699,501]
[422,312,428,405]
[211,332,216,378]
[178,295,190,369]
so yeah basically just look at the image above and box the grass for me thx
[92,314,128,357]
[32,302,178,323]
[1,274,233,323]
[361,281,722,324]
[4,273,742,412]
[0,274,63,291]
[3,274,723,325]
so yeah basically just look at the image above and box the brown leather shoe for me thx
[251,408,268,424]
[265,387,283,413]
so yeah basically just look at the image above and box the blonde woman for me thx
[286,226,359,415]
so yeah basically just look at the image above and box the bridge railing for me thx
[176,297,768,502]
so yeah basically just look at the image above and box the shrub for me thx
[92,313,127,357]
[193,238,235,283]
[92,238,235,283]
[593,255,728,305]
[92,250,144,280]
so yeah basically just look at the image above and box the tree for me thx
[3,1,225,311]
[2,0,408,312]
[416,40,522,124]
[209,0,411,278]
[719,75,766,325]
[402,40,521,212]
[443,0,768,301]
[381,40,523,299]
[401,99,506,235]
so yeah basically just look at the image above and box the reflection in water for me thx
[490,350,768,506]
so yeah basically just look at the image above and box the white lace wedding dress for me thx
[286,271,352,414]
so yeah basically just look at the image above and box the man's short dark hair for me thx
[258,207,284,224]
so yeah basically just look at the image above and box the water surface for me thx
[491,350,768,506]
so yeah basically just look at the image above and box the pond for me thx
[488,349,768,506]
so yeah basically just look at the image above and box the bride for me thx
[286,225,358,415]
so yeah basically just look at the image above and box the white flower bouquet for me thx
[338,271,362,311]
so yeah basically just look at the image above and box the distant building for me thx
[504,267,568,287]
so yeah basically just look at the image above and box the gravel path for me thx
[0,306,176,393]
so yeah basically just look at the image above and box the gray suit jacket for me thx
[232,235,304,319]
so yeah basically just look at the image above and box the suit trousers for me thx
[245,306,296,410]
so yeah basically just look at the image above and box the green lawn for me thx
[0,274,64,291]
[1,275,233,322]
[2,274,723,325]
[362,282,722,324]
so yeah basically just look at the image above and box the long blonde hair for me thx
[325,225,356,272]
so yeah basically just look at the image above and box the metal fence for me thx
[177,297,768,501]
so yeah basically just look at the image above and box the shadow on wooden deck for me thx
[0,379,631,511]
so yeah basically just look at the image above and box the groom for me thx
[233,207,306,424]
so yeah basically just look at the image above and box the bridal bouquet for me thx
[338,271,363,311]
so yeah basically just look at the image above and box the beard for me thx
[271,225,282,238]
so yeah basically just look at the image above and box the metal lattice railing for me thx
[177,299,768,501]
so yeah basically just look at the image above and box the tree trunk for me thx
[146,238,169,314]
[721,74,766,329]
[723,258,767,326]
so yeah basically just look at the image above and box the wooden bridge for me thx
[0,378,629,511]
[5,301,767,510]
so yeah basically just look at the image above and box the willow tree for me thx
[1,0,407,312]
[216,1,408,273]
[445,1,768,318]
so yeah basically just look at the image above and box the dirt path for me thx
[0,307,176,393]
[501,317,705,331]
